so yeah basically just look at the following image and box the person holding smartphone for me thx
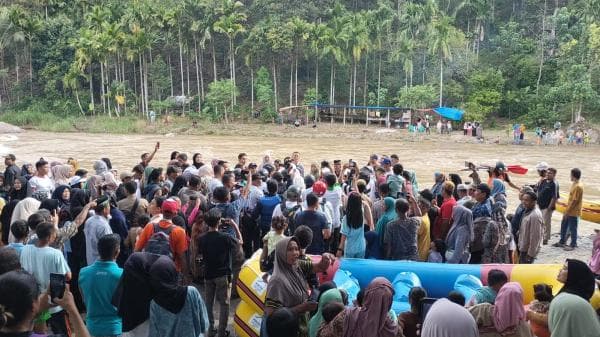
[19,222,71,335]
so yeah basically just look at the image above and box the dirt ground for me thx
[1,125,597,265]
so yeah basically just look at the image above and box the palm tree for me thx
[390,31,416,89]
[213,0,247,106]
[428,15,459,107]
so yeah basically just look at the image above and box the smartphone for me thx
[308,288,320,303]
[49,273,66,302]
[419,297,437,323]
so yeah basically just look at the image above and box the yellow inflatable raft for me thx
[555,193,600,224]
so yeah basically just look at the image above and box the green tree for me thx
[396,85,437,109]
[205,79,238,122]
[255,66,275,122]
[428,15,462,107]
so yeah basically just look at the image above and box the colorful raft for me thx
[555,192,600,224]
[234,253,600,337]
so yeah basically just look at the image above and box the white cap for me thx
[535,162,549,171]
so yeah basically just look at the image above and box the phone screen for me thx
[308,288,320,302]
[49,273,66,302]
[419,298,437,323]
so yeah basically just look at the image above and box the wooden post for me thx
[387,109,390,128]
[366,108,369,126]
[343,107,347,126]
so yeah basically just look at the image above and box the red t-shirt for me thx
[433,197,456,240]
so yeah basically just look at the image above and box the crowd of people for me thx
[0,145,598,337]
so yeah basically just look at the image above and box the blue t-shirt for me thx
[341,217,366,258]
[79,260,123,336]
[295,210,328,254]
[7,242,25,256]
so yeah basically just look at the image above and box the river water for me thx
[0,129,598,263]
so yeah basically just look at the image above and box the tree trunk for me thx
[29,41,33,95]
[377,53,382,106]
[289,59,293,107]
[75,88,84,115]
[168,54,174,96]
[89,63,94,115]
[272,63,278,116]
[194,38,201,113]
[250,67,254,114]
[144,53,150,117]
[348,62,353,107]
[212,42,217,82]
[178,26,185,96]
[439,56,444,107]
[315,57,319,123]
[294,54,298,106]
[100,62,106,114]
[363,53,368,106]
[536,0,547,96]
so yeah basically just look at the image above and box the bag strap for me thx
[130,198,139,217]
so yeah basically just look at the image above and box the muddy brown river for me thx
[0,128,598,263]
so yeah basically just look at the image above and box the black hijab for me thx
[70,188,89,209]
[112,252,161,332]
[559,259,596,301]
[149,256,187,314]
[8,176,27,202]
[1,200,18,244]
[39,199,60,214]
[52,185,71,207]
[170,176,188,197]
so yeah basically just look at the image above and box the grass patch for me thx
[74,116,147,134]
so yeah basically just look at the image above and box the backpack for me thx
[144,223,174,257]
[121,198,139,228]
[281,200,302,235]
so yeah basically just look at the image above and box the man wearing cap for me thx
[304,181,334,229]
[457,183,472,206]
[84,196,113,265]
[536,166,559,245]
[3,154,20,188]
[381,157,393,176]
[135,198,188,271]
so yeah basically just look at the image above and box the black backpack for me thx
[121,198,139,228]
[144,223,174,257]
[281,200,302,235]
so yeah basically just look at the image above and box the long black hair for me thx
[346,192,364,229]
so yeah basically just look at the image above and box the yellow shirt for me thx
[417,214,431,261]
[566,181,584,217]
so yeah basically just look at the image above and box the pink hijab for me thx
[343,277,398,337]
[492,282,526,333]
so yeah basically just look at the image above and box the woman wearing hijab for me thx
[375,197,397,251]
[144,168,163,201]
[421,298,479,337]
[483,179,511,264]
[93,160,118,194]
[8,197,41,243]
[0,200,18,244]
[8,176,27,202]
[319,277,402,337]
[113,252,161,337]
[308,289,343,337]
[264,237,334,337]
[170,176,188,198]
[527,259,600,336]
[445,205,474,264]
[52,164,73,187]
[148,256,208,337]
[52,185,71,209]
[431,172,446,204]
[469,282,533,337]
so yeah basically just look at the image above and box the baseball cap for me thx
[495,161,506,172]
[381,158,392,165]
[457,184,468,191]
[313,181,327,195]
[370,154,379,161]
[161,198,179,214]
[286,186,300,200]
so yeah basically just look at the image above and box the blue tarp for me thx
[434,107,464,121]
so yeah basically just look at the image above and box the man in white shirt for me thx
[323,173,343,253]
[27,159,54,199]
[84,196,113,265]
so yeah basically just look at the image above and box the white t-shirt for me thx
[84,215,113,265]
[323,187,343,228]
[27,175,54,199]
[20,245,70,313]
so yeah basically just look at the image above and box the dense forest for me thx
[0,0,599,125]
